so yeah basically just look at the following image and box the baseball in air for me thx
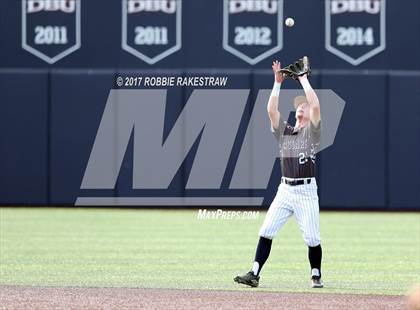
[285,18,295,27]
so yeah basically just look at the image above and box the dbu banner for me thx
[325,0,386,66]
[76,88,345,206]
[22,0,81,64]
[223,0,283,65]
[122,0,182,64]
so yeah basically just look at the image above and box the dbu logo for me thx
[229,0,278,14]
[122,0,182,64]
[22,0,81,64]
[223,0,283,65]
[76,89,345,206]
[127,0,177,13]
[325,0,386,65]
[26,0,76,13]
[330,0,381,14]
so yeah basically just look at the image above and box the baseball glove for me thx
[279,56,311,80]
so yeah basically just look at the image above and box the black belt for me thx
[281,178,312,186]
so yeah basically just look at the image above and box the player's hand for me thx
[272,60,285,83]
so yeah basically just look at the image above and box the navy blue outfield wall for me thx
[0,70,49,204]
[0,0,419,209]
[0,69,419,210]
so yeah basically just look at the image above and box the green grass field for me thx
[0,208,419,295]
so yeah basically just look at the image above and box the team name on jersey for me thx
[128,0,176,14]
[331,0,380,15]
[281,137,310,151]
[27,0,76,13]
[229,0,278,14]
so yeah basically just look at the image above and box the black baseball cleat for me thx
[234,271,260,287]
[311,276,323,288]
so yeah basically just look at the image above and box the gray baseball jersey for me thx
[271,118,321,178]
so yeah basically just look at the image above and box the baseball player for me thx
[234,56,323,288]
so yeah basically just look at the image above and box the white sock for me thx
[311,268,320,277]
[252,262,259,276]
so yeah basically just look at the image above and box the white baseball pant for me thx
[259,177,321,247]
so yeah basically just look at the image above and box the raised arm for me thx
[298,75,321,127]
[267,61,285,130]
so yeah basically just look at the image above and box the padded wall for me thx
[387,72,420,209]
[319,71,387,208]
[1,69,419,209]
[49,69,116,204]
[0,70,48,204]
